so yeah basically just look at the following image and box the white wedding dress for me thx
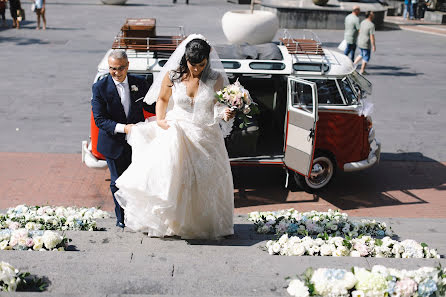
[115,73,234,239]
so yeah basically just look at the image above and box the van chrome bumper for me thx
[344,139,381,172]
[82,140,107,169]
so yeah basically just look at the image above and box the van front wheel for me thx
[294,154,336,193]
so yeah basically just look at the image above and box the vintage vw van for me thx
[82,24,380,192]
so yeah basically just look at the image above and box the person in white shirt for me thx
[91,50,155,228]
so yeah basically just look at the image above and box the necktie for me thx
[119,82,129,117]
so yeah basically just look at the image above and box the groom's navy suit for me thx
[91,74,155,225]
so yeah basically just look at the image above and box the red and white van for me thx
[82,26,380,192]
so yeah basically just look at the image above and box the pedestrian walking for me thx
[0,0,6,27]
[354,11,376,75]
[9,0,21,29]
[417,0,428,19]
[34,0,46,30]
[403,0,410,19]
[343,6,361,61]
[410,0,418,19]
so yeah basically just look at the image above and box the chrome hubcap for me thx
[306,157,333,188]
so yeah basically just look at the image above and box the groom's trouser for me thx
[106,144,132,225]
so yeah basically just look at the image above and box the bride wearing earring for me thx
[115,34,235,239]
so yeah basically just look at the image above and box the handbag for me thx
[31,3,36,12]
[17,8,25,21]
[337,40,347,52]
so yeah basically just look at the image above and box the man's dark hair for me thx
[365,11,373,18]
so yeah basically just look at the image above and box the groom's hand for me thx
[124,124,134,134]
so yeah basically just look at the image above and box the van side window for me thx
[290,81,313,113]
[339,77,357,105]
[309,79,344,105]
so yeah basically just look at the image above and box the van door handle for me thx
[307,128,315,142]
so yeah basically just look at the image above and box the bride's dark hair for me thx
[171,38,211,83]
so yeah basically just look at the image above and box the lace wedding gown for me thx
[115,74,234,239]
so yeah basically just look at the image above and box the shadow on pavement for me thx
[185,223,273,246]
[0,36,51,45]
[232,152,445,211]
[366,65,424,77]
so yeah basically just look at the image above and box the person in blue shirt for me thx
[403,0,410,19]
[34,0,46,30]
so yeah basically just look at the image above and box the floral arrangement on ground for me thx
[0,205,110,231]
[0,261,48,292]
[266,234,440,258]
[0,228,69,251]
[286,264,446,297]
[248,209,394,238]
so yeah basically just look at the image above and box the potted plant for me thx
[101,0,127,5]
[312,0,329,6]
[221,0,279,45]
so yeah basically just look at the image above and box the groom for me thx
[91,50,155,228]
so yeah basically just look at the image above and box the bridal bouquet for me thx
[216,79,258,129]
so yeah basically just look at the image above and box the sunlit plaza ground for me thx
[0,0,446,295]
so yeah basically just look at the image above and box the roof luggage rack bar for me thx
[112,23,186,54]
[112,35,185,52]
[280,29,324,56]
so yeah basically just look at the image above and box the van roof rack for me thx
[111,18,186,56]
[279,29,324,56]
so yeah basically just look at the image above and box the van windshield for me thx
[349,71,372,95]
[339,77,358,105]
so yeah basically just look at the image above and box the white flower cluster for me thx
[0,228,67,251]
[287,265,446,297]
[266,234,439,258]
[249,209,393,238]
[0,261,21,291]
[0,205,110,231]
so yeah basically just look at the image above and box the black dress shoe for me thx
[116,222,125,228]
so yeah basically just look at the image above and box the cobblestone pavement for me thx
[1,152,445,218]
[1,2,446,295]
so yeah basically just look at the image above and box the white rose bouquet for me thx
[286,265,446,297]
[266,234,440,259]
[1,205,110,231]
[0,261,48,292]
[215,78,258,129]
[0,229,69,251]
[249,209,394,238]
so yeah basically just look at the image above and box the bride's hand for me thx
[157,119,170,130]
[124,124,134,134]
[224,108,236,121]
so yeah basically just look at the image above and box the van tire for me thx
[294,153,336,193]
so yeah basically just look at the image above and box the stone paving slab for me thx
[1,153,445,218]
[0,216,445,296]
[385,16,446,36]
[1,2,446,162]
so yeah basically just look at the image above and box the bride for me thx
[115,34,235,239]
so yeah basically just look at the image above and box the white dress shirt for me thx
[112,76,131,134]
